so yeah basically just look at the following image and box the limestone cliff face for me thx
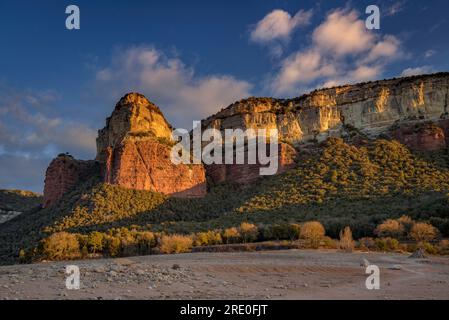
[202,73,449,145]
[97,93,206,197]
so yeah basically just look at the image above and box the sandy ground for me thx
[0,249,448,300]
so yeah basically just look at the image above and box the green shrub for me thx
[260,223,301,241]
[105,236,122,257]
[76,234,88,249]
[386,237,399,250]
[288,224,301,241]
[375,237,399,251]
[420,241,437,255]
[358,237,376,251]
[137,231,156,254]
[87,231,104,254]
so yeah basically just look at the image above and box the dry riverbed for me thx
[0,249,448,300]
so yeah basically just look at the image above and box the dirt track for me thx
[0,249,448,300]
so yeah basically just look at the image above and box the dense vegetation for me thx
[0,189,42,212]
[1,138,449,264]
[23,218,449,262]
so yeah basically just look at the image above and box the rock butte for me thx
[95,93,206,198]
[43,73,449,207]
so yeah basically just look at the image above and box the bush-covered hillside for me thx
[1,138,449,264]
[0,189,42,212]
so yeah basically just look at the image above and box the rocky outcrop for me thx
[96,93,173,163]
[206,142,297,185]
[97,93,206,197]
[102,138,206,197]
[391,121,447,152]
[43,154,99,208]
[202,73,449,144]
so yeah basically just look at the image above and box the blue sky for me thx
[0,0,448,192]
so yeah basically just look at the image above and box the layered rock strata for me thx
[202,73,449,145]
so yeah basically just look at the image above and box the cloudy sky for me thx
[1,0,448,192]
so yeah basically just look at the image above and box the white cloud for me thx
[312,9,374,56]
[363,35,401,63]
[274,49,336,91]
[424,50,436,58]
[0,88,97,159]
[348,65,383,82]
[271,9,402,95]
[0,87,97,192]
[250,9,313,43]
[95,46,253,127]
[401,66,434,77]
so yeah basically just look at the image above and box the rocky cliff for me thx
[43,154,99,208]
[100,137,207,197]
[202,73,449,146]
[390,121,447,152]
[96,93,207,197]
[42,73,449,207]
[206,142,297,185]
[96,93,173,163]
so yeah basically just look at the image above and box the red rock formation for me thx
[103,138,206,197]
[391,122,447,151]
[97,93,207,197]
[43,154,99,208]
[206,142,297,185]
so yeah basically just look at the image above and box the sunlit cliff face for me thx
[202,73,449,143]
[96,92,173,162]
